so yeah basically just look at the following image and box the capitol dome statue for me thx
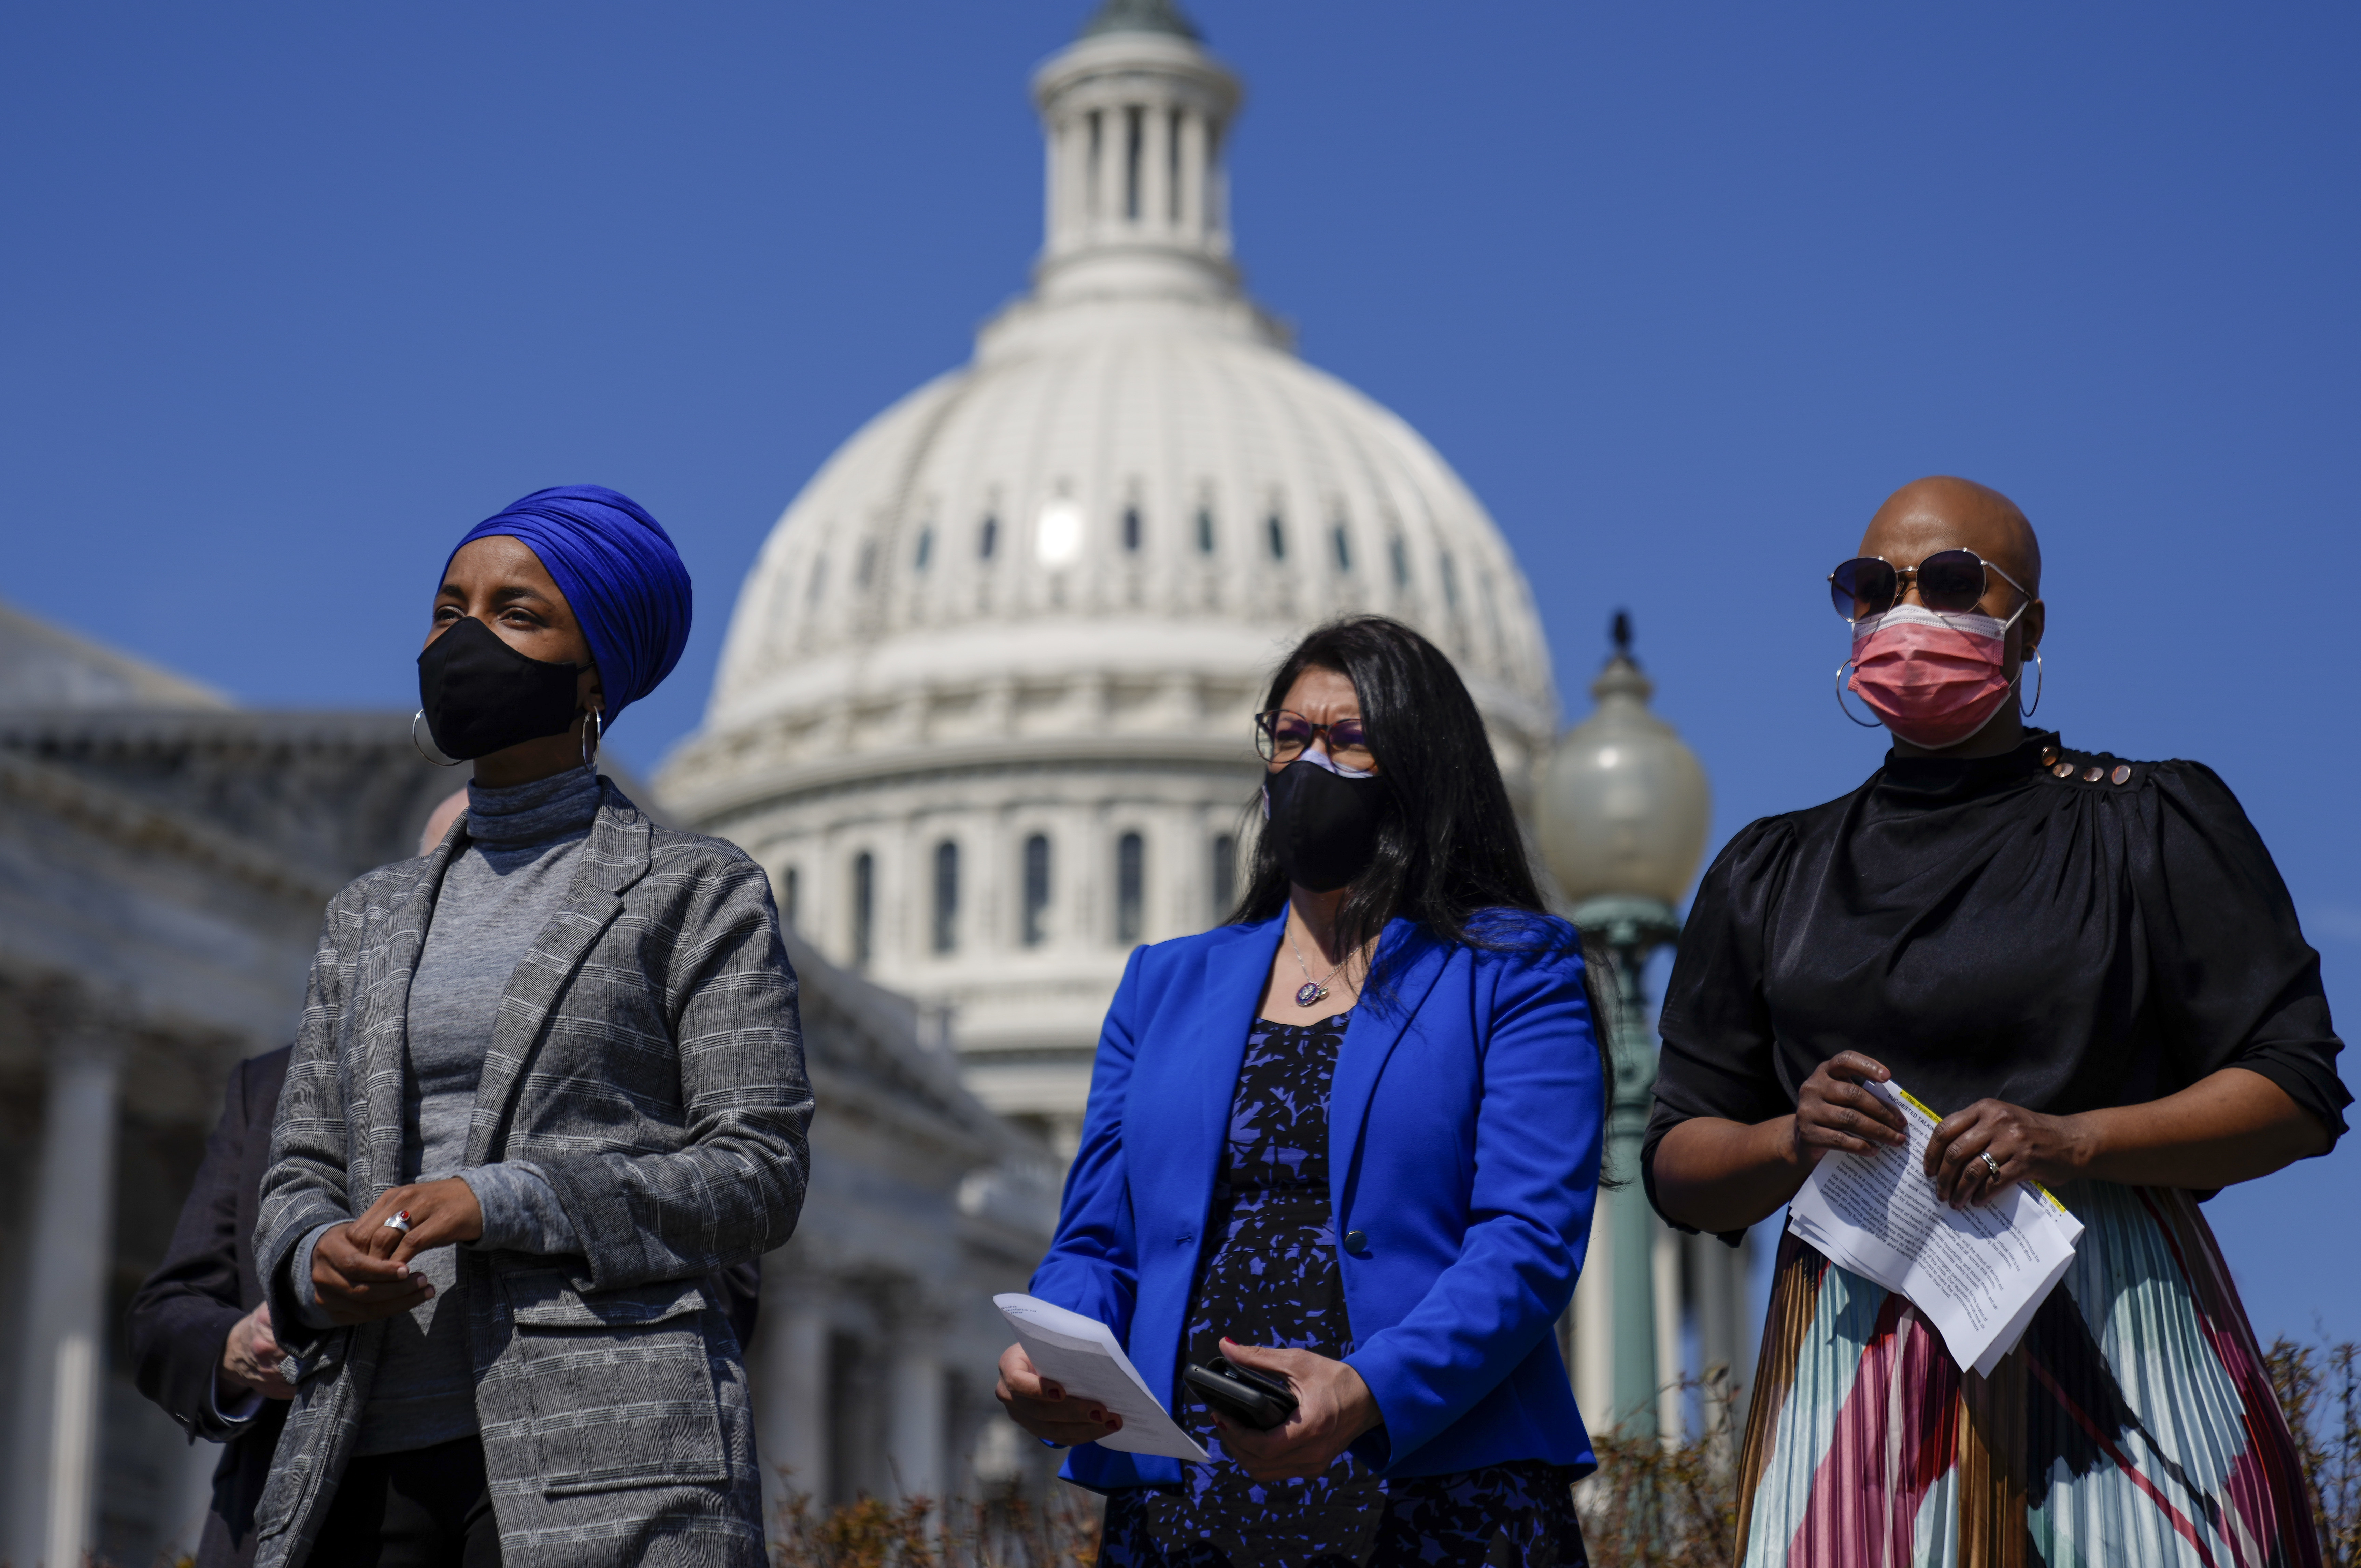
[660,0,1558,1153]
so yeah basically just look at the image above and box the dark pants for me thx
[310,1436,501,1567]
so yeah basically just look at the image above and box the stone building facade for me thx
[0,600,462,1565]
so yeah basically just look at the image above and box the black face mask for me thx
[416,616,583,761]
[1262,759,1391,893]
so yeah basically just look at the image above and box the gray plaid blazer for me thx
[251,781,811,1567]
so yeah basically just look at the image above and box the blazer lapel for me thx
[1327,920,1449,1209]
[358,838,457,1206]
[1190,915,1289,1166]
[463,782,653,1167]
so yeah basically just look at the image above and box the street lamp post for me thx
[1537,613,1711,1439]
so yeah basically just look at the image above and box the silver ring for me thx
[1979,1151,2003,1180]
[383,1210,412,1233]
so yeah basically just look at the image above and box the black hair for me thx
[1230,614,1539,945]
[1229,615,1616,1124]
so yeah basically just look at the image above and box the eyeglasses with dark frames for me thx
[1254,709,1376,771]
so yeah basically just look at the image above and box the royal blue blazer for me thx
[1029,909,1605,1491]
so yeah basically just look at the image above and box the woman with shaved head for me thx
[1648,477,2346,1566]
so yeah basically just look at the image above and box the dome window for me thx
[1124,106,1145,222]
[1440,551,1461,609]
[914,528,934,571]
[1266,514,1287,561]
[1022,833,1053,946]
[1196,506,1216,554]
[857,541,878,586]
[1208,834,1236,925]
[979,514,999,559]
[1115,831,1145,944]
[806,557,828,606]
[932,839,960,954]
[782,866,801,932]
[1122,506,1143,553]
[1038,498,1085,565]
[1390,535,1411,588]
[850,851,875,972]
[1331,524,1353,572]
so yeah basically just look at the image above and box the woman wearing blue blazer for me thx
[999,617,1608,1568]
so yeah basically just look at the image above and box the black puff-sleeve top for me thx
[1643,731,2348,1232]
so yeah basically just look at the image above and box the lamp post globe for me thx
[1538,612,1712,1440]
[1539,610,1712,922]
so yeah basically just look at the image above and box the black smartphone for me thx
[1185,1359,1299,1431]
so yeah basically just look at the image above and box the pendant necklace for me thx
[1288,922,1350,1008]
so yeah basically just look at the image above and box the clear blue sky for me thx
[5,4,2356,1343]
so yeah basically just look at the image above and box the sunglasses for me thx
[1827,549,2030,622]
[1255,710,1375,771]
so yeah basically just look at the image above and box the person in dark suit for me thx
[129,1046,300,1568]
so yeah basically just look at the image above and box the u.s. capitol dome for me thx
[660,0,1558,1151]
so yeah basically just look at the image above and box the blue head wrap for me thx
[445,485,693,725]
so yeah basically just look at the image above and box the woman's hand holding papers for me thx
[1206,1339,1380,1482]
[1792,1052,1909,1165]
[996,1342,1125,1448]
[1926,1099,2094,1208]
[1655,1051,1914,1234]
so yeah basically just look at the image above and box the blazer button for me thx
[1343,1229,1369,1255]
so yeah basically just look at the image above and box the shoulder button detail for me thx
[2041,745,2060,768]
[2081,765,2103,783]
[2111,765,2132,786]
[2052,761,2075,779]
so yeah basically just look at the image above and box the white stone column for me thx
[1052,113,1085,255]
[1140,99,1173,238]
[1177,109,1208,241]
[753,1264,831,1514]
[1569,1195,1613,1427]
[887,1319,946,1507]
[1651,1218,1685,1443]
[1725,1231,1757,1434]
[1083,107,1107,242]
[1042,114,1063,253]
[1691,1230,1738,1456]
[7,1039,123,1568]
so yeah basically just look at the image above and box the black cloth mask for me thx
[1262,758,1391,893]
[416,616,583,761]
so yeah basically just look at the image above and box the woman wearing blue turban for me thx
[250,486,812,1567]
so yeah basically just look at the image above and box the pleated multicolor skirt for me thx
[1735,1182,2320,1568]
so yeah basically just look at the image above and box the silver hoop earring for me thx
[412,710,463,767]
[2020,649,2043,719]
[1835,661,1883,728]
[580,708,602,773]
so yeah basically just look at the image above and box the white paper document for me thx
[1788,1079,2085,1378]
[994,1293,1208,1462]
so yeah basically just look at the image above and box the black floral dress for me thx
[1100,1011,1587,1568]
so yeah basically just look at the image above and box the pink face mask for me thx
[1847,603,2023,750]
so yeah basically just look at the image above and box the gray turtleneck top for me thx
[293,767,598,1455]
